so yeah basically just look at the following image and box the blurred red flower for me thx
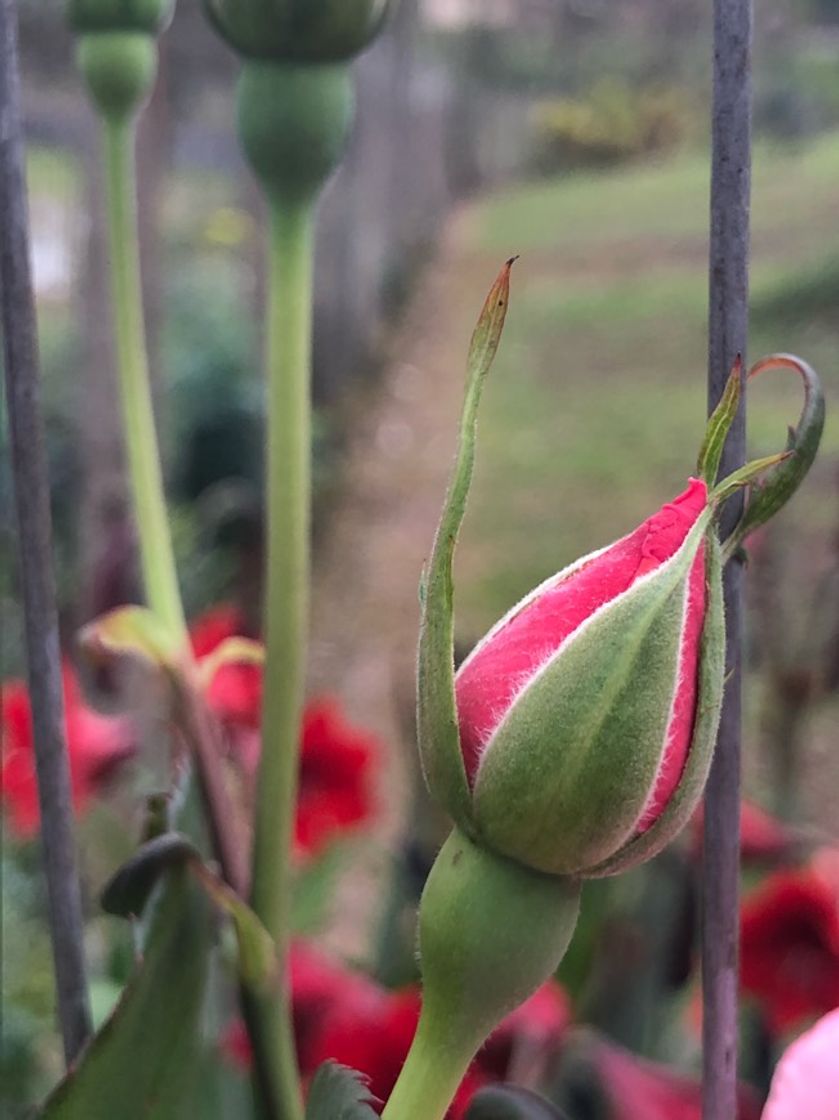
[190,605,379,856]
[740,852,839,1034]
[1,664,134,838]
[295,700,378,856]
[692,799,801,866]
[584,1035,761,1120]
[190,604,262,731]
[222,942,571,1116]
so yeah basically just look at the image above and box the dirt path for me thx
[306,207,494,955]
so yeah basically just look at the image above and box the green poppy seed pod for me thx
[448,480,725,879]
[67,0,173,36]
[75,32,158,122]
[68,0,172,122]
[203,0,391,63]
[236,61,353,205]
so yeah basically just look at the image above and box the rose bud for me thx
[203,0,391,63]
[451,478,724,878]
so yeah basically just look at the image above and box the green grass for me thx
[454,131,839,634]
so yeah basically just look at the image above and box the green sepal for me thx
[473,512,711,876]
[709,450,792,507]
[723,353,825,557]
[417,261,515,831]
[305,1063,378,1119]
[698,356,742,486]
[203,0,390,63]
[67,0,173,36]
[584,530,725,878]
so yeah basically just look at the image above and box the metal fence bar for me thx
[702,1,753,1117]
[0,0,92,1063]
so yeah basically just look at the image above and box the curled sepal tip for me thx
[723,353,825,560]
[416,260,515,831]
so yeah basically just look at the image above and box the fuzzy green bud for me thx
[236,61,353,206]
[204,0,391,63]
[75,32,158,122]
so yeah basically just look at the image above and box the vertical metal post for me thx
[703,2,753,1117]
[0,0,92,1063]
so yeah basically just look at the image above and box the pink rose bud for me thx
[452,478,724,878]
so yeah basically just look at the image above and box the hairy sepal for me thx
[585,530,724,877]
[473,514,711,876]
[417,261,514,832]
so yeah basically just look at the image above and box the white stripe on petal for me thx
[472,513,710,783]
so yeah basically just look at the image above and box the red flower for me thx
[189,606,379,856]
[583,1035,761,1120]
[296,700,378,856]
[1,664,134,838]
[190,605,262,731]
[740,852,839,1034]
[446,479,721,878]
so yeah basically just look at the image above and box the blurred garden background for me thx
[3,0,839,1117]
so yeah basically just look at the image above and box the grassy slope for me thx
[454,133,838,627]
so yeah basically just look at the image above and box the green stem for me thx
[102,113,185,640]
[248,200,313,1120]
[380,1004,479,1120]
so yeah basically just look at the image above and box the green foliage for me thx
[531,81,694,173]
[37,868,211,1120]
[305,1063,378,1120]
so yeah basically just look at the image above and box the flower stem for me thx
[102,112,185,641]
[380,1004,479,1120]
[248,199,314,1120]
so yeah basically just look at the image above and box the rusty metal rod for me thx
[0,0,92,1063]
[703,1,753,1117]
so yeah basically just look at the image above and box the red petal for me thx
[456,479,708,783]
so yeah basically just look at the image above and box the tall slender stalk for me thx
[247,200,314,1120]
[0,0,92,1063]
[703,2,752,1117]
[102,113,185,640]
